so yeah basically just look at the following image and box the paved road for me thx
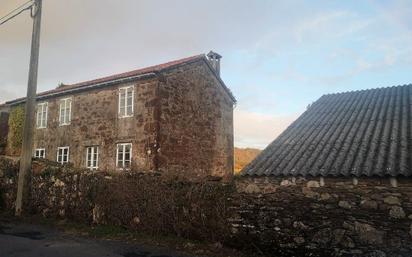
[0,222,191,257]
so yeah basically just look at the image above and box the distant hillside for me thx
[234,147,261,174]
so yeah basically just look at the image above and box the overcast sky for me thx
[1,0,412,149]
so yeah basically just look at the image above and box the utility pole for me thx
[15,0,42,216]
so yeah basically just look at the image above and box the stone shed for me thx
[243,83,411,178]
[1,52,236,179]
[235,84,412,256]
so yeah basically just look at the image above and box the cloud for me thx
[0,0,279,103]
[2,0,412,149]
[0,87,20,103]
[234,109,300,149]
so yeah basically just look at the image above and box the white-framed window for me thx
[86,146,99,170]
[57,147,69,164]
[116,143,132,169]
[118,86,134,118]
[59,98,72,125]
[34,148,45,158]
[36,102,48,128]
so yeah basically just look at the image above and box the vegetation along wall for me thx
[0,112,10,155]
[0,157,411,257]
[5,105,24,156]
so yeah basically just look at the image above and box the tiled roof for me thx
[242,84,412,177]
[57,54,204,92]
[6,54,236,104]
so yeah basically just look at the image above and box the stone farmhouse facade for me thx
[0,52,236,179]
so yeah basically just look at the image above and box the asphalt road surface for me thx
[0,222,191,257]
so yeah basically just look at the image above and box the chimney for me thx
[207,51,222,76]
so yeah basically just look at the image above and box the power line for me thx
[0,0,33,27]
[1,0,33,20]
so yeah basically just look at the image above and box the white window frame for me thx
[86,146,99,170]
[116,143,132,169]
[59,97,72,126]
[57,146,70,164]
[34,148,46,158]
[36,102,48,129]
[118,86,134,118]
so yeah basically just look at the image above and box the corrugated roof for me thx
[6,53,236,105]
[242,84,412,177]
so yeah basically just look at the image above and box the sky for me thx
[1,0,412,149]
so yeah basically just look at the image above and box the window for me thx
[86,146,99,170]
[116,143,132,169]
[34,148,45,158]
[36,102,48,128]
[59,98,72,125]
[118,86,134,117]
[57,147,69,164]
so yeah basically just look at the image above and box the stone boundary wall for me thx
[1,157,412,257]
[233,177,412,257]
[0,157,233,243]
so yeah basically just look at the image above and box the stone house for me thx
[1,52,236,179]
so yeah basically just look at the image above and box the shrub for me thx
[95,173,234,242]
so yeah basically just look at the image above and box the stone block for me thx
[338,200,352,209]
[360,200,378,210]
[293,221,308,230]
[280,179,291,186]
[365,250,386,257]
[306,180,320,188]
[302,187,320,199]
[262,184,277,193]
[312,228,331,245]
[383,196,401,205]
[294,236,305,244]
[244,183,261,194]
[320,193,331,201]
[389,206,406,219]
[354,221,384,245]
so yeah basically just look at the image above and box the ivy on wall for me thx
[8,105,25,149]
[0,114,7,147]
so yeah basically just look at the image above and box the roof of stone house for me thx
[242,84,412,177]
[5,53,236,105]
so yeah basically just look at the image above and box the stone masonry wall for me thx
[233,177,412,256]
[29,78,159,171]
[2,158,410,257]
[0,158,232,243]
[157,60,234,179]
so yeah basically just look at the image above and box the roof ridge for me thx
[322,83,412,97]
[60,54,205,89]
[6,53,233,105]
